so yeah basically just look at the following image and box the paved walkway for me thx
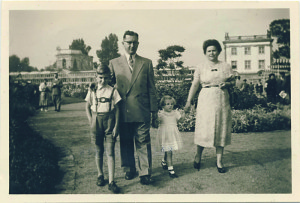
[28,102,291,194]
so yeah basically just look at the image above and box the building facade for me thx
[10,70,96,85]
[223,33,273,75]
[56,48,93,71]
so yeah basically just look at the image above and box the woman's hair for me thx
[160,95,176,107]
[203,39,222,54]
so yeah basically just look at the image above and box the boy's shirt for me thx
[85,84,121,113]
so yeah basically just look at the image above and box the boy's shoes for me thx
[125,171,136,180]
[96,175,105,186]
[161,160,168,170]
[140,175,153,185]
[108,181,120,194]
[168,170,178,178]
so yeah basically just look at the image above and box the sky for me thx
[9,5,290,69]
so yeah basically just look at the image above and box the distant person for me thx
[278,72,291,104]
[240,79,249,92]
[39,79,49,112]
[265,73,277,103]
[249,82,254,93]
[255,79,263,96]
[184,39,235,173]
[109,30,158,185]
[51,73,63,112]
[235,76,243,90]
[156,95,184,178]
[85,64,122,193]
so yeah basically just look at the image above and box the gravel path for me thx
[28,102,291,194]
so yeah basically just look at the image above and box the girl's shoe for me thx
[168,169,178,178]
[216,163,226,173]
[193,161,201,171]
[161,160,168,170]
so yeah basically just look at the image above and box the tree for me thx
[96,33,121,66]
[69,38,91,55]
[156,45,187,85]
[9,55,21,72]
[9,55,38,72]
[268,19,290,58]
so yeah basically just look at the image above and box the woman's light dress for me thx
[156,110,183,152]
[193,61,233,148]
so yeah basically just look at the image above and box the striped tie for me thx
[129,55,134,71]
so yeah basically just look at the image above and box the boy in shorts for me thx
[85,64,121,193]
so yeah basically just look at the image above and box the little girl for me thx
[156,95,184,178]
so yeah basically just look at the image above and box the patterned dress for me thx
[193,61,233,147]
[156,110,183,152]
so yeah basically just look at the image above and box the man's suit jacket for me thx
[52,78,63,96]
[109,55,158,123]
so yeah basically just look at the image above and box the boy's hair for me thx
[160,95,176,107]
[96,64,111,76]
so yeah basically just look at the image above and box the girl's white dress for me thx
[156,109,183,152]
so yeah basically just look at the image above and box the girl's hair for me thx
[160,95,176,107]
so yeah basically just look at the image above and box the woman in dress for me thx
[39,79,49,112]
[184,39,235,173]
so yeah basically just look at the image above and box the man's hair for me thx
[123,30,139,39]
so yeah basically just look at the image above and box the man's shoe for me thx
[125,171,135,180]
[96,175,105,186]
[140,175,153,185]
[108,181,120,194]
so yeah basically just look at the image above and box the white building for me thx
[223,33,273,75]
[56,48,94,71]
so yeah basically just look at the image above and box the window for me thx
[231,47,237,55]
[244,47,251,55]
[231,61,237,69]
[259,46,265,54]
[259,60,265,69]
[245,60,251,70]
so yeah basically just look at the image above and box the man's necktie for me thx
[129,55,134,71]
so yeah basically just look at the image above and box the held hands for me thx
[184,101,191,113]
[219,82,226,89]
[112,127,119,139]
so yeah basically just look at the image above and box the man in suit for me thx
[109,30,158,185]
[52,73,63,112]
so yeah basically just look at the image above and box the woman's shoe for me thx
[161,160,168,170]
[193,161,201,171]
[216,163,226,173]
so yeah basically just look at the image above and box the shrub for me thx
[9,81,61,194]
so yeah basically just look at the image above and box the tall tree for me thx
[96,33,121,66]
[268,19,290,59]
[156,45,187,85]
[69,38,91,55]
[9,55,38,72]
[9,55,21,72]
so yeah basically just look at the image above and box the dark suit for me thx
[109,54,158,176]
[52,78,63,111]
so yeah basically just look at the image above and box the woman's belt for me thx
[203,85,220,88]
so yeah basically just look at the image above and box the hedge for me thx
[9,81,61,194]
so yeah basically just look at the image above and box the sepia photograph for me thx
[1,0,299,202]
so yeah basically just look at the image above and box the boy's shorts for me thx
[90,111,116,145]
